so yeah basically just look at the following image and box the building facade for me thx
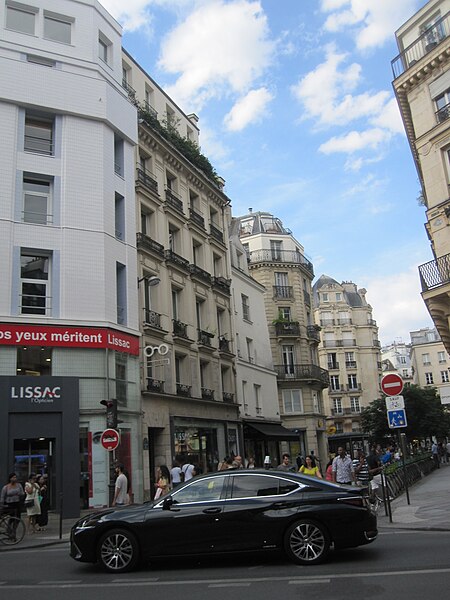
[313,276,382,438]
[393,0,450,352]
[381,340,414,385]
[235,211,329,465]
[0,0,140,516]
[410,327,450,400]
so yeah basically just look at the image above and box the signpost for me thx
[381,374,404,396]
[385,395,404,411]
[101,428,120,452]
[387,409,408,429]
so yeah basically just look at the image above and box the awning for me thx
[244,422,301,440]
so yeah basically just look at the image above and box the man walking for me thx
[277,453,293,472]
[332,447,355,485]
[112,463,129,506]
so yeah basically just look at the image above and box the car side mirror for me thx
[162,496,173,510]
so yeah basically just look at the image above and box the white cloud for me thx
[100,0,192,32]
[319,128,391,154]
[158,0,276,110]
[344,154,383,172]
[291,45,390,128]
[224,87,274,131]
[321,0,420,50]
[364,268,434,345]
[369,97,405,135]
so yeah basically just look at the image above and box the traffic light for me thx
[100,399,117,429]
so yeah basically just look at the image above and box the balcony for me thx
[419,253,450,291]
[304,290,311,305]
[201,388,215,400]
[219,336,232,353]
[323,339,356,348]
[212,276,231,295]
[391,11,450,78]
[320,319,335,326]
[331,409,344,416]
[143,101,157,119]
[223,391,234,402]
[248,249,314,274]
[210,223,224,243]
[327,362,339,370]
[274,364,329,388]
[165,187,184,214]
[173,319,189,339]
[176,383,191,397]
[146,378,164,393]
[345,360,357,368]
[190,264,212,285]
[165,249,190,271]
[273,285,293,299]
[136,165,158,194]
[329,386,344,394]
[189,207,205,229]
[143,309,162,329]
[337,318,352,325]
[198,329,214,347]
[137,232,165,257]
[122,79,136,101]
[275,321,300,337]
[307,325,321,342]
[347,384,362,392]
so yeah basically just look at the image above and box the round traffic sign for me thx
[101,428,120,451]
[381,374,404,397]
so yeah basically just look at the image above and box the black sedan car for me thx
[70,469,377,573]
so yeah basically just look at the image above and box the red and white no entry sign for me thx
[381,374,404,397]
[101,428,120,451]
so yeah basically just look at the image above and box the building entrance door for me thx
[13,438,56,509]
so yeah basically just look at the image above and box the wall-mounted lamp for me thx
[137,275,161,287]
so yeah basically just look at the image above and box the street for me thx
[0,529,449,600]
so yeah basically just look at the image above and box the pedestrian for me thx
[277,453,293,471]
[431,441,440,469]
[332,447,355,485]
[352,450,370,487]
[112,463,129,506]
[0,472,24,520]
[246,457,256,469]
[299,455,322,478]
[170,461,182,488]
[438,442,446,464]
[24,473,41,533]
[232,455,244,469]
[36,475,49,530]
[218,456,234,470]
[296,452,305,470]
[325,460,334,481]
[180,457,195,482]
[154,465,171,499]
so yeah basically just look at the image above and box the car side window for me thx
[171,476,226,504]
[230,475,280,498]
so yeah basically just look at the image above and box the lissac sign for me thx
[10,385,61,403]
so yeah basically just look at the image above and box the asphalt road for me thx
[0,529,448,600]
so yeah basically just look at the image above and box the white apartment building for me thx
[410,328,450,399]
[0,0,140,515]
[229,219,285,467]
[120,52,240,498]
[313,276,382,440]
[393,0,450,352]
[381,340,414,384]
[235,211,329,466]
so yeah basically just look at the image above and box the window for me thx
[17,346,52,375]
[399,356,407,364]
[322,293,329,302]
[330,375,340,391]
[282,389,303,413]
[192,239,202,266]
[231,475,298,498]
[171,288,180,320]
[442,371,449,383]
[335,292,341,301]
[338,311,350,324]
[115,193,125,240]
[168,224,179,252]
[43,11,73,44]
[23,176,52,224]
[116,262,126,325]
[241,294,250,321]
[350,397,360,413]
[327,353,338,369]
[435,88,450,122]
[312,391,319,413]
[348,374,358,390]
[270,240,282,261]
[5,2,37,35]
[24,114,53,155]
[282,345,295,375]
[144,86,155,113]
[20,250,50,315]
[98,36,109,63]
[254,384,261,414]
[166,105,176,129]
[274,272,288,286]
[116,353,127,406]
[246,337,253,363]
[170,476,226,504]
[422,353,431,366]
[321,311,333,326]
[242,380,248,413]
[438,351,447,363]
[279,307,291,320]
[425,372,434,385]
[114,135,124,177]
[333,398,342,414]
[402,369,409,378]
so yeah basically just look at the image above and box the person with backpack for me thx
[179,457,195,482]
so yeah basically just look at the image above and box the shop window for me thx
[17,346,52,376]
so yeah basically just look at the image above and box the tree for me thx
[361,385,450,443]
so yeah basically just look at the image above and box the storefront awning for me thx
[244,422,300,440]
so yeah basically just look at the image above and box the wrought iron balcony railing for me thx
[419,252,450,291]
[306,325,321,342]
[327,362,339,370]
[320,319,335,326]
[391,11,450,78]
[345,361,357,368]
[223,391,234,402]
[218,337,232,353]
[143,309,162,329]
[136,165,158,194]
[273,285,293,299]
[146,378,164,393]
[137,232,165,257]
[189,207,205,228]
[198,329,214,346]
[201,388,215,400]
[249,249,314,274]
[165,187,184,214]
[275,321,300,336]
[143,101,157,119]
[212,276,231,294]
[190,264,212,284]
[173,319,189,338]
[274,364,329,386]
[210,223,224,243]
[165,249,190,271]
[176,383,191,397]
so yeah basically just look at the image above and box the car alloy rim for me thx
[290,523,325,561]
[101,533,134,570]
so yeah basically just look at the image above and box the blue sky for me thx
[101,0,434,345]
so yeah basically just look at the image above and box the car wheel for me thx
[284,519,330,565]
[97,528,139,573]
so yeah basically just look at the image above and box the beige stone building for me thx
[313,276,382,436]
[410,327,450,400]
[235,211,329,465]
[381,341,414,386]
[393,0,450,352]
[121,51,240,498]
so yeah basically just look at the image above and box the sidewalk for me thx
[2,465,450,552]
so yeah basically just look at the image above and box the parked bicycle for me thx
[0,509,26,545]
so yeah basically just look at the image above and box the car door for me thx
[141,474,229,556]
[220,473,302,551]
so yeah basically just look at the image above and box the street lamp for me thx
[137,275,161,287]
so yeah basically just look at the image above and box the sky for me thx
[100,0,434,346]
